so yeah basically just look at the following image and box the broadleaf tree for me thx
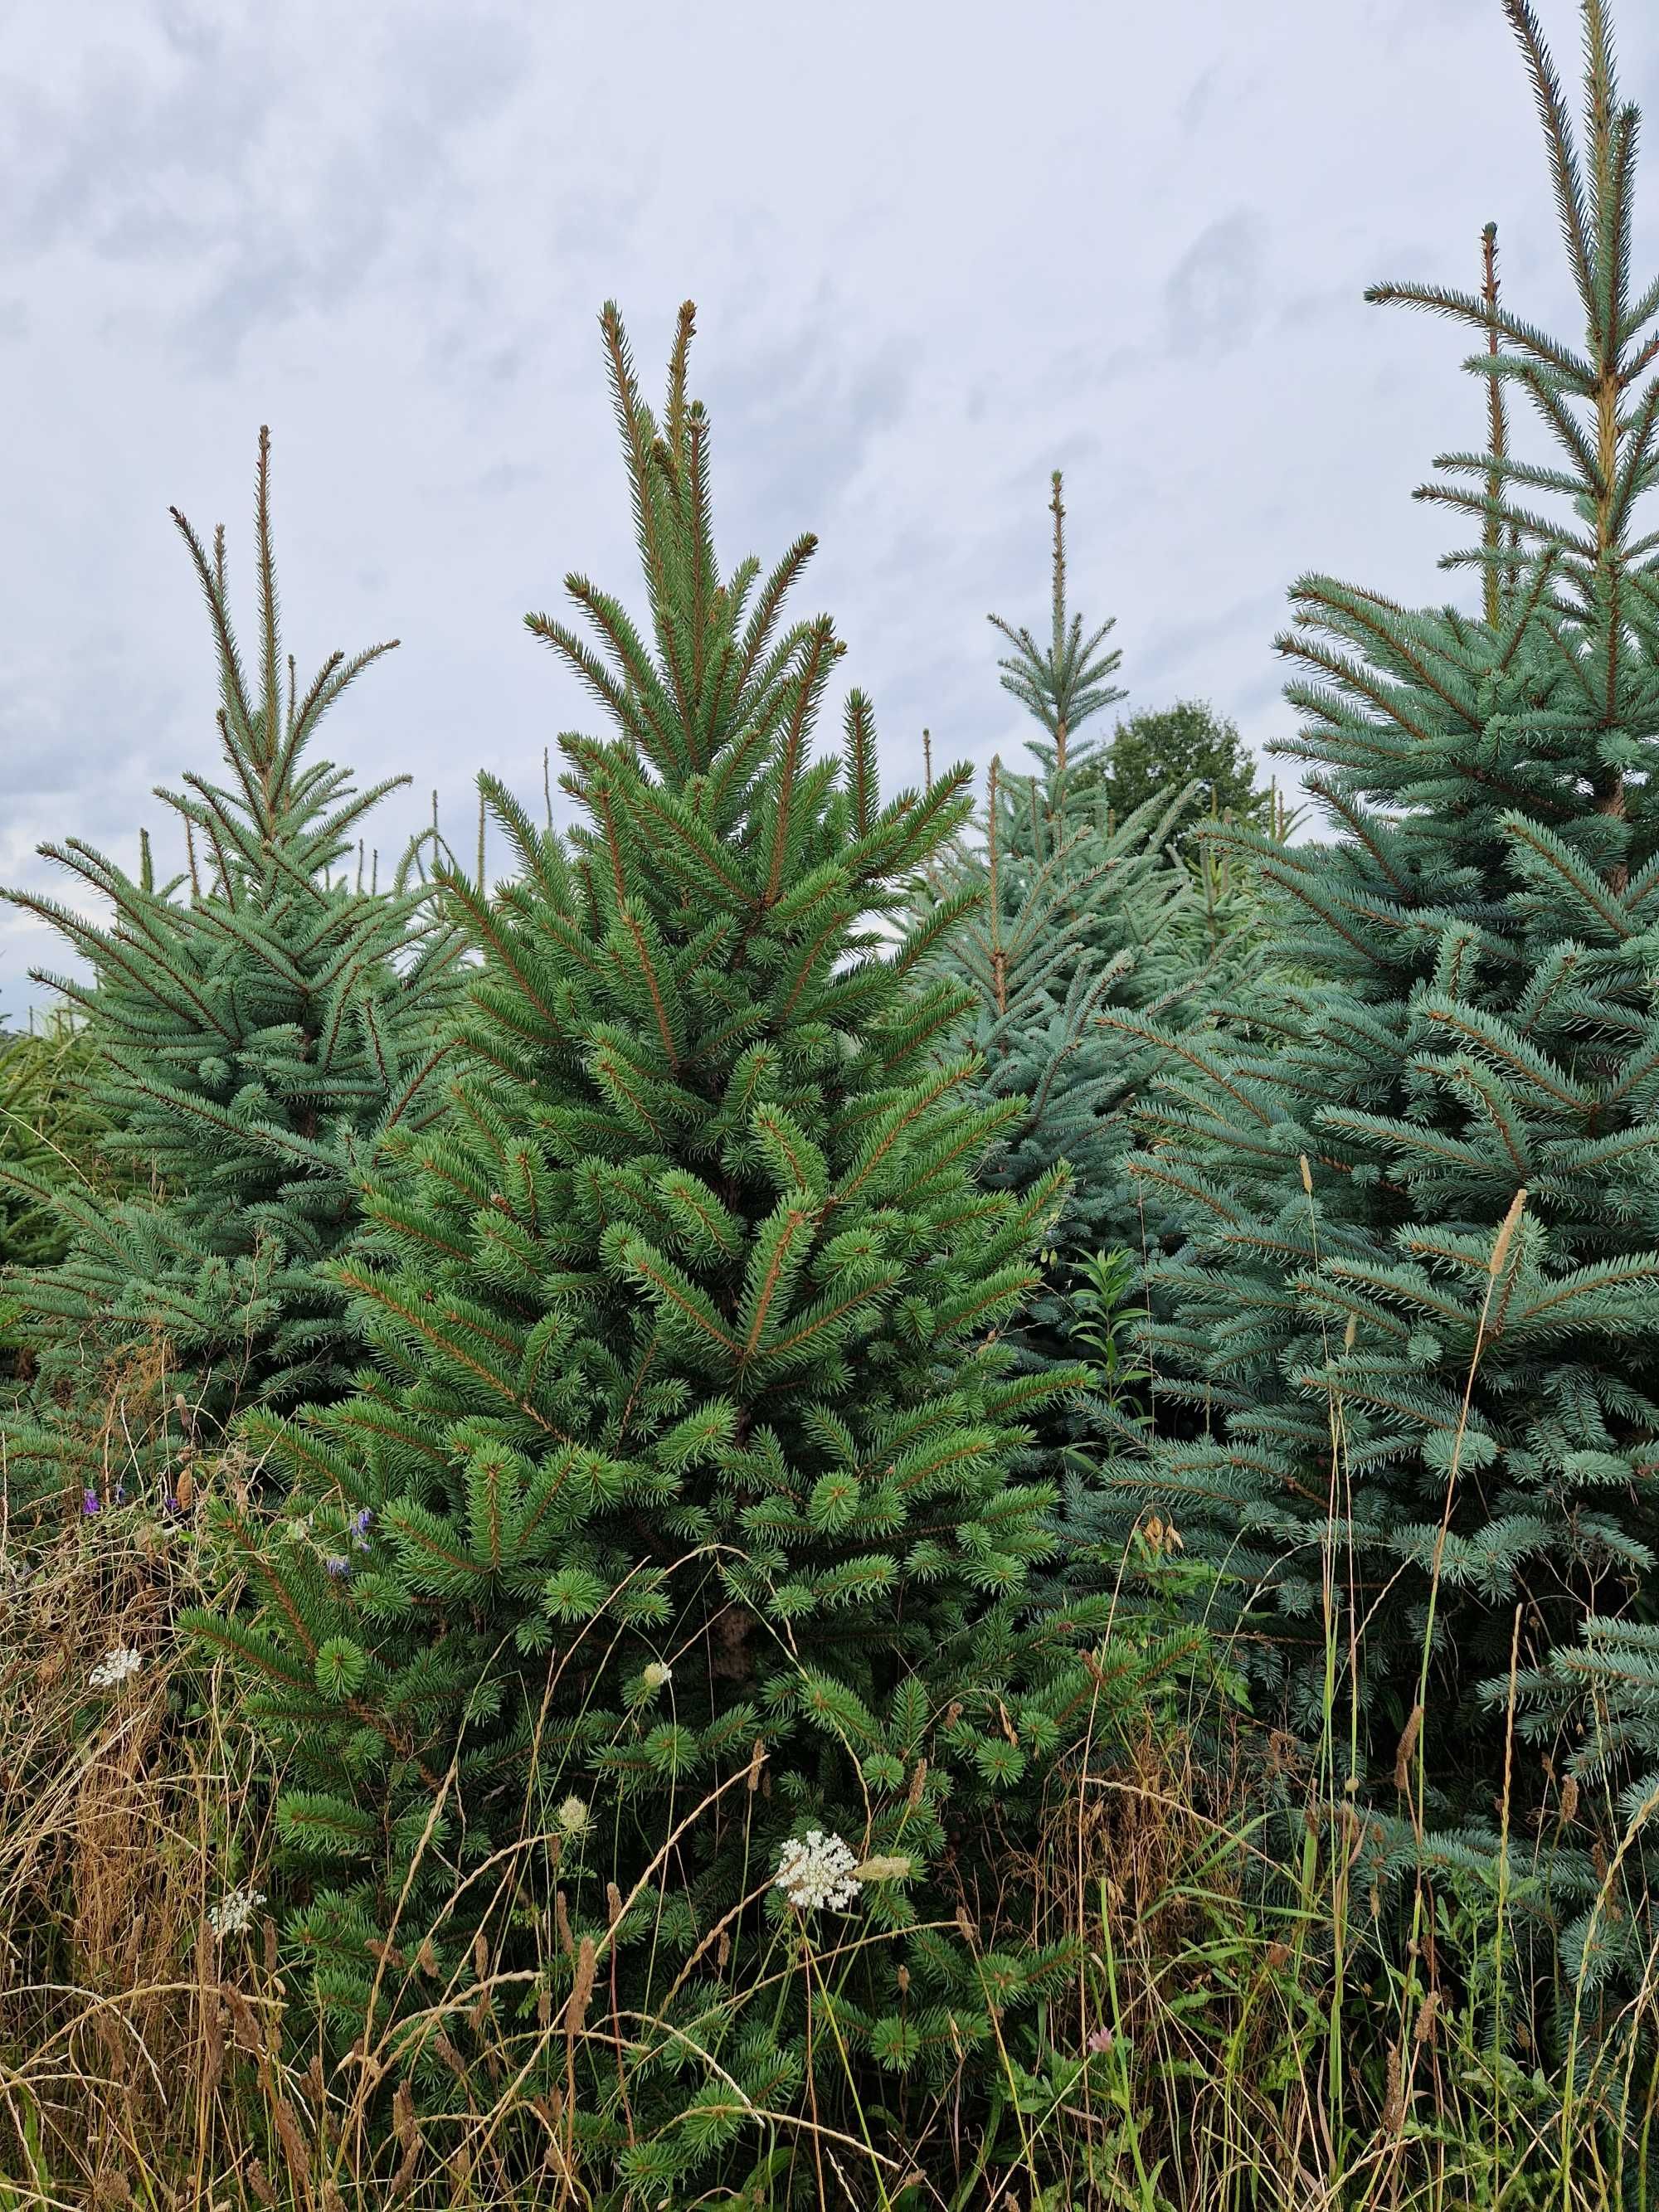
[1097,698,1267,846]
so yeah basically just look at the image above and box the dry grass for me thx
[1,1417,1656,2207]
[0,1438,275,2201]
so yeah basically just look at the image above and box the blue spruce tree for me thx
[2,431,465,1512]
[926,475,1265,1423]
[1096,0,1659,1990]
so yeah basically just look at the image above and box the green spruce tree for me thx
[2,431,465,1510]
[1096,0,1659,1985]
[188,310,1145,2183]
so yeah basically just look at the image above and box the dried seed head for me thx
[1383,2040,1405,2132]
[854,1854,913,1883]
[1490,1189,1527,1276]
[566,1937,597,2039]
[224,1986,264,2055]
[1393,1704,1423,1794]
[271,2098,310,2179]
[392,2078,419,2154]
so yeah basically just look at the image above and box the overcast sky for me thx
[2,0,1656,1009]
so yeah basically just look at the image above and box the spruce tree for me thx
[990,471,1127,787]
[926,475,1262,1406]
[1097,0,1659,1967]
[2,432,465,1509]
[189,310,1136,2180]
[0,1015,114,1271]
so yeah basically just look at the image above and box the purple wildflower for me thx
[324,1553,351,1579]
[82,1489,100,1516]
[351,1507,373,1548]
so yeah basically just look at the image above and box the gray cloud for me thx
[703,310,912,551]
[1179,67,1220,134]
[0,9,524,374]
[1165,212,1267,359]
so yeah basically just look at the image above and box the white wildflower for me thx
[88,1646,144,1689]
[556,1795,591,1838]
[641,1660,673,1692]
[207,1885,266,1939]
[774,1829,862,1913]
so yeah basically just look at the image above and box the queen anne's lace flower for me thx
[207,1885,266,1938]
[88,1646,144,1689]
[641,1660,673,1692]
[774,1829,862,1913]
[556,1795,591,1837]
